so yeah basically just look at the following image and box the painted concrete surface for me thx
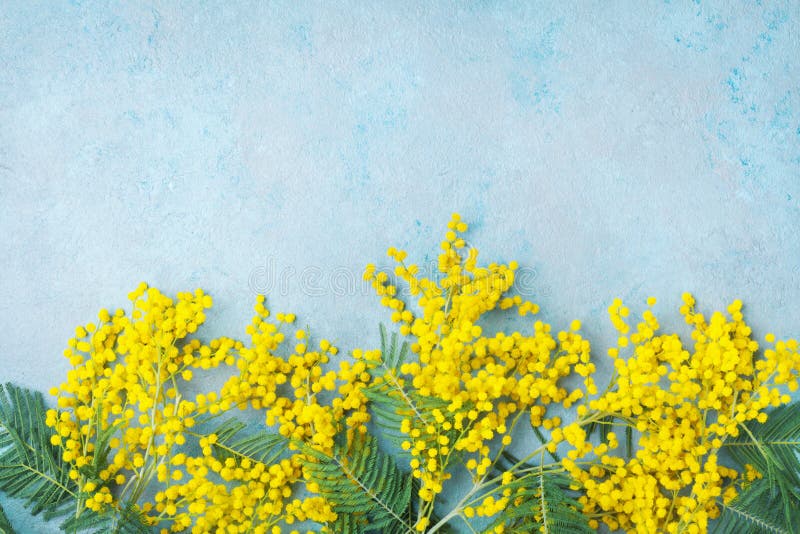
[0,1,799,531]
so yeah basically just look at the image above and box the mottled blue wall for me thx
[1,1,799,531]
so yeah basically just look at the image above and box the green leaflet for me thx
[363,326,456,452]
[484,469,593,534]
[713,478,797,534]
[60,503,153,534]
[205,418,289,466]
[717,402,800,534]
[724,402,800,490]
[0,383,76,517]
[379,323,410,373]
[329,511,365,533]
[302,430,415,534]
[0,383,153,534]
[0,502,15,534]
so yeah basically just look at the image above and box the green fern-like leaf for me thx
[60,502,154,534]
[0,502,15,534]
[721,402,800,532]
[0,383,76,517]
[364,327,455,451]
[0,383,152,533]
[485,470,592,534]
[205,418,289,465]
[713,478,797,534]
[724,402,800,487]
[329,510,367,534]
[102,503,155,534]
[379,324,410,371]
[303,430,414,534]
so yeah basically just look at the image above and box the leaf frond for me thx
[206,419,289,465]
[723,402,800,532]
[61,502,153,534]
[0,383,76,517]
[485,470,592,534]
[0,502,15,534]
[713,478,796,534]
[303,430,414,534]
[364,328,451,451]
[725,403,800,485]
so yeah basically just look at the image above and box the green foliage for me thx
[206,418,289,465]
[329,512,365,534]
[584,414,614,442]
[0,383,153,533]
[302,429,414,534]
[60,503,153,534]
[3,361,800,534]
[725,402,800,490]
[0,502,15,534]
[714,478,797,534]
[79,416,122,485]
[363,326,454,451]
[379,323,410,373]
[0,383,75,517]
[716,402,800,534]
[485,469,593,534]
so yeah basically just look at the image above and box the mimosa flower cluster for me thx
[365,213,595,529]
[36,214,800,534]
[46,284,229,518]
[560,294,800,533]
[45,284,367,533]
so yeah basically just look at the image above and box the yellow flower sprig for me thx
[364,213,596,532]
[27,214,800,534]
[46,284,228,520]
[560,294,800,533]
[45,284,371,533]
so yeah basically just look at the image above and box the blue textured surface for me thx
[1,2,799,531]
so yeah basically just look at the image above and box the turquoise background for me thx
[1,1,799,531]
